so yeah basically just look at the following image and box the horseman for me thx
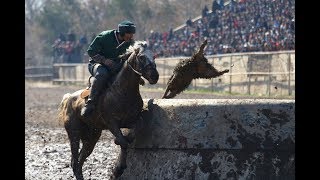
[81,20,136,119]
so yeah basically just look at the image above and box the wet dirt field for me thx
[25,81,291,179]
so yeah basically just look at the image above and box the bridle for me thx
[126,47,155,76]
[127,60,142,76]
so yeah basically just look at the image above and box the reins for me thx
[127,56,143,76]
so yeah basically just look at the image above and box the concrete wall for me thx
[120,99,295,179]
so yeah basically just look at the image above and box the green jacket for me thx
[87,30,132,61]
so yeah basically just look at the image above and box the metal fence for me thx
[26,50,295,97]
[149,50,295,97]
[25,65,53,81]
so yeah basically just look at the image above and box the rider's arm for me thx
[87,34,113,66]
[90,54,113,67]
[87,34,103,58]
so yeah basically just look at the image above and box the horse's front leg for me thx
[124,129,136,144]
[111,146,128,179]
[124,111,149,143]
[110,116,143,179]
[108,119,129,148]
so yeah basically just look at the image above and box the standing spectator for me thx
[202,5,209,17]
[219,0,225,9]
[79,34,88,45]
[79,34,89,62]
[52,33,66,63]
[212,0,221,14]
[186,17,193,27]
[62,31,77,63]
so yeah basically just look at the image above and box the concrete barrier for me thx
[120,99,295,179]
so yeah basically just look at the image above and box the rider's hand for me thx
[110,61,124,74]
[102,59,113,67]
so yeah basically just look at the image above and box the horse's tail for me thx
[58,93,72,125]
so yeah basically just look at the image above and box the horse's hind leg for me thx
[78,128,102,168]
[112,147,128,178]
[65,124,83,180]
[212,69,229,78]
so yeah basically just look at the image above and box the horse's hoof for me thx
[112,166,125,178]
[75,174,84,180]
[125,135,135,144]
[114,138,128,148]
[120,164,127,169]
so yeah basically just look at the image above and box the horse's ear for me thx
[120,52,133,60]
[134,48,140,54]
[198,39,207,54]
[128,48,139,61]
[194,39,207,61]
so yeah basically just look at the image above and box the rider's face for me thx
[123,33,134,41]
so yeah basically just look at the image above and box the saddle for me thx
[80,87,91,99]
[80,75,93,99]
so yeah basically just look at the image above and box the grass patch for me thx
[140,86,295,99]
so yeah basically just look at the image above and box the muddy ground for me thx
[25,81,291,180]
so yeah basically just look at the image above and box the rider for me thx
[80,20,136,119]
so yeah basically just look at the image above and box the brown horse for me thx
[162,39,229,99]
[58,41,159,180]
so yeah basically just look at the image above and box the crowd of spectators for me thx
[52,32,91,63]
[147,0,295,57]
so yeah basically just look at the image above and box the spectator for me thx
[212,0,221,14]
[62,32,76,63]
[80,34,88,45]
[52,31,89,63]
[147,0,295,57]
[52,33,66,63]
[186,17,193,27]
[79,34,89,62]
[202,5,209,17]
[219,0,225,9]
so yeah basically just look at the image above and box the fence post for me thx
[229,56,232,94]
[288,53,291,96]
[211,57,214,92]
[248,74,251,95]
[268,55,272,97]
[163,60,167,86]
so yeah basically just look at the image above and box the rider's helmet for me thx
[118,20,136,36]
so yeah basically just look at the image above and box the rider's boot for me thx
[80,77,104,119]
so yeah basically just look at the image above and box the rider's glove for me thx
[91,54,113,67]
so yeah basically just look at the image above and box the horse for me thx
[58,41,159,180]
[162,39,229,99]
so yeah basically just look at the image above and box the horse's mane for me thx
[119,41,148,59]
[127,41,148,52]
[173,52,208,74]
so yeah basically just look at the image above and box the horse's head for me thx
[192,39,221,78]
[126,41,159,84]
